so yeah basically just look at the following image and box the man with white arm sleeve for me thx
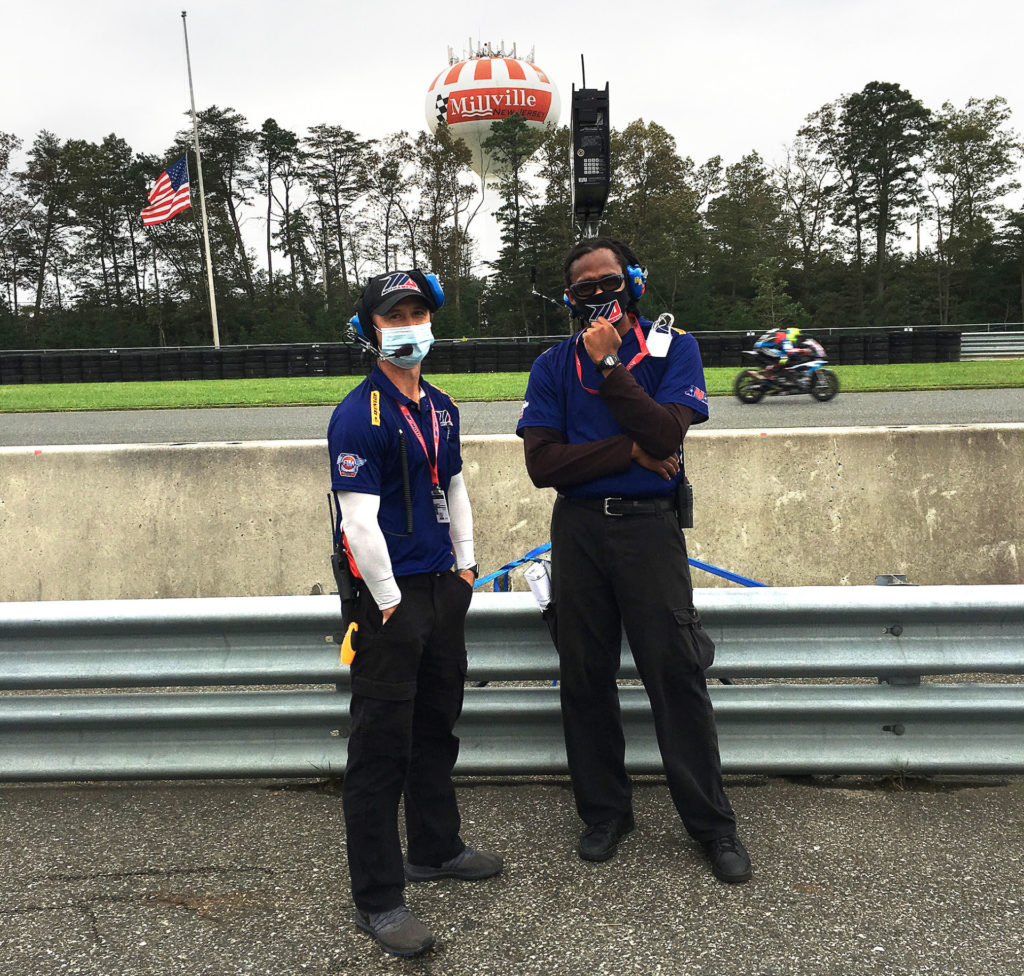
[327,270,502,959]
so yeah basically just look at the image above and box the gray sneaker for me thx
[354,905,435,957]
[405,844,504,881]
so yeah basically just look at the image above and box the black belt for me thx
[559,494,676,517]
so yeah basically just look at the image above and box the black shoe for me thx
[703,833,752,883]
[578,813,635,862]
[354,905,435,958]
[405,845,504,881]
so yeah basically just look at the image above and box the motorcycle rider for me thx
[753,327,801,380]
[736,330,837,402]
[753,329,828,387]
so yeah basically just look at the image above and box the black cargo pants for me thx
[551,494,737,843]
[342,570,473,913]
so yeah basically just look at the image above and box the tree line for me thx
[1,79,1023,351]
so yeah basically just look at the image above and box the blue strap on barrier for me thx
[686,558,768,588]
[474,543,767,590]
[474,543,552,590]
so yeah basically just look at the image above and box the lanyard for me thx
[574,319,649,394]
[397,392,440,487]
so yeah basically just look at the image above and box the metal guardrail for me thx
[1,587,1022,780]
[959,332,1024,360]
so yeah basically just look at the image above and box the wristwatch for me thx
[598,354,621,372]
[462,563,480,580]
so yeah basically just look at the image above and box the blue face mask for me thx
[380,322,434,369]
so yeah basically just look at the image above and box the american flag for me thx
[141,155,191,226]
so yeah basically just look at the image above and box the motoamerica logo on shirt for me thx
[336,453,368,477]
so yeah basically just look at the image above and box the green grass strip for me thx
[825,360,1024,393]
[0,360,1021,413]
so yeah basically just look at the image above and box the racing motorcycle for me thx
[733,345,839,403]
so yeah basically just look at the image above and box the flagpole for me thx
[181,10,220,348]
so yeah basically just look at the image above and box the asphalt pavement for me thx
[2,773,1021,976]
[2,389,1023,446]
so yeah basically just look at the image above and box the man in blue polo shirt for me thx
[517,237,752,885]
[328,270,502,958]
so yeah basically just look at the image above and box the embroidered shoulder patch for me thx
[336,453,368,477]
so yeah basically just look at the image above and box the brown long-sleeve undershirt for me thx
[520,364,695,490]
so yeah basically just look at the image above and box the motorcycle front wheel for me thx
[734,370,767,403]
[810,368,839,402]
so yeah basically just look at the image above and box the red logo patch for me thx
[337,453,367,477]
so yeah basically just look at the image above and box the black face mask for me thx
[577,291,627,323]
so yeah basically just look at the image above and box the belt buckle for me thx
[603,496,623,516]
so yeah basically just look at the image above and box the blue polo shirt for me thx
[516,316,709,499]
[328,365,462,576]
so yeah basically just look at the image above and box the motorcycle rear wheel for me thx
[734,370,767,403]
[810,368,839,402]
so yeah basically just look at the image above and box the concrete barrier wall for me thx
[1,424,1022,601]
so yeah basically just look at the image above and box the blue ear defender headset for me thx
[625,263,647,300]
[348,271,445,343]
[417,271,446,309]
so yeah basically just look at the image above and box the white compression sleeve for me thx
[335,491,401,610]
[447,471,475,571]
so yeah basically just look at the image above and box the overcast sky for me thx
[4,0,1023,263]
